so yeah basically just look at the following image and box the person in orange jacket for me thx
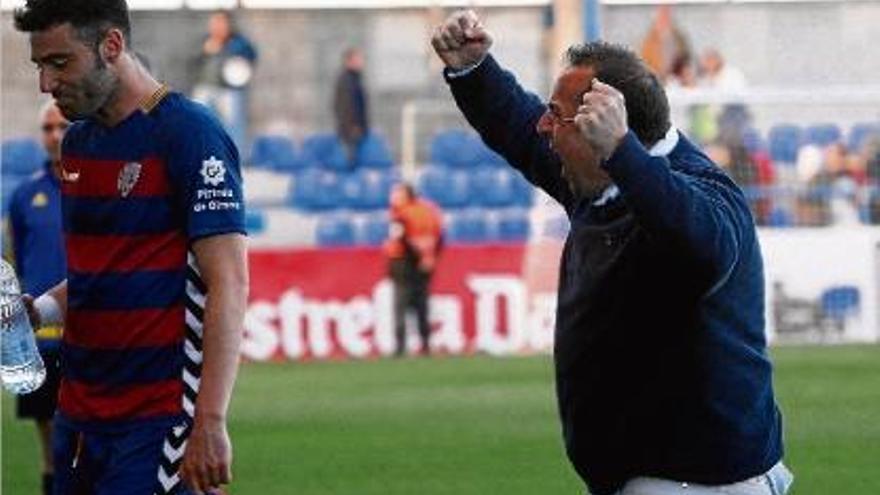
[383,183,444,356]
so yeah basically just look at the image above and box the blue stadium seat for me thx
[359,169,394,209]
[766,206,794,228]
[475,141,508,168]
[360,213,390,246]
[248,135,305,172]
[302,133,350,171]
[429,130,483,168]
[244,209,266,234]
[418,165,470,208]
[804,123,842,147]
[820,286,860,322]
[511,171,535,207]
[289,167,342,211]
[847,122,879,152]
[741,127,766,153]
[448,209,489,244]
[316,215,356,247]
[496,209,531,242]
[768,124,802,163]
[1,138,46,176]
[354,133,394,169]
[471,166,516,207]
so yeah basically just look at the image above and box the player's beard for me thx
[57,56,120,121]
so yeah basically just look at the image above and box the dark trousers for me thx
[390,259,432,356]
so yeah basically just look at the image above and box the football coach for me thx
[431,10,793,495]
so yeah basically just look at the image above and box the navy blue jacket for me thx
[447,55,783,494]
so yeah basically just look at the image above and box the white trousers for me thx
[613,463,793,495]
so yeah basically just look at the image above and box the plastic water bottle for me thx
[0,259,46,394]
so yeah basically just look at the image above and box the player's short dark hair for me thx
[13,0,132,50]
[566,42,670,147]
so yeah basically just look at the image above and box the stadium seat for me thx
[741,127,766,153]
[359,212,390,246]
[316,214,356,247]
[1,138,46,176]
[448,209,490,244]
[302,133,350,171]
[354,132,394,169]
[429,130,483,168]
[511,171,535,207]
[496,209,531,242]
[804,123,842,147]
[359,169,394,209]
[820,286,860,322]
[766,206,794,227]
[418,165,470,208]
[847,122,879,152]
[768,124,802,163]
[244,209,266,234]
[248,135,305,172]
[289,167,342,211]
[471,166,516,207]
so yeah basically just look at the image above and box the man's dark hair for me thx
[566,42,670,147]
[13,0,132,50]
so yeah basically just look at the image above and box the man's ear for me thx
[100,28,125,63]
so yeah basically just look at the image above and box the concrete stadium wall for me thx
[3,2,879,158]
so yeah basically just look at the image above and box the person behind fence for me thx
[14,0,249,493]
[383,183,443,357]
[333,47,370,164]
[5,100,68,495]
[192,9,258,153]
[432,9,792,495]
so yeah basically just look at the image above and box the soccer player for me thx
[431,10,792,495]
[14,1,248,494]
[6,100,69,495]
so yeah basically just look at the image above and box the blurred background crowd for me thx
[2,0,879,249]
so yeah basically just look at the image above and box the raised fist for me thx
[431,9,493,70]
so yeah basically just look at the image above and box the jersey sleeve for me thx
[166,110,246,241]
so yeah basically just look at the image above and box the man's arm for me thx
[577,80,745,292]
[433,10,574,210]
[180,233,248,494]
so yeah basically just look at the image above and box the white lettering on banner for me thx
[241,275,558,361]
[469,276,529,355]
[242,302,280,361]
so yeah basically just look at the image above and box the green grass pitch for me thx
[3,345,879,494]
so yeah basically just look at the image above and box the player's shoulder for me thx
[61,120,95,152]
[152,91,226,136]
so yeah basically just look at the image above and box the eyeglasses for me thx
[41,123,69,133]
[543,73,646,126]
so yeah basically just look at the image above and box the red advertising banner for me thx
[244,242,564,361]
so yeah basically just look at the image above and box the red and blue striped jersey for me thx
[58,91,245,428]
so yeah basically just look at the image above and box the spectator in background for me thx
[192,9,258,153]
[640,5,690,83]
[864,136,880,223]
[334,47,370,164]
[698,48,750,148]
[698,48,746,92]
[384,183,443,357]
[5,100,68,495]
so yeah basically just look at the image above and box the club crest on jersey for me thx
[118,162,142,197]
[200,156,226,187]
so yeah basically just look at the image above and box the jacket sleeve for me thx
[446,55,574,211]
[603,131,747,293]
